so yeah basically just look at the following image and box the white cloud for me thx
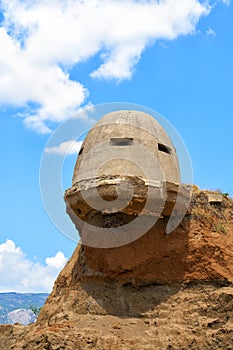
[45,140,83,155]
[206,27,216,36]
[45,251,67,269]
[0,0,229,132]
[0,239,68,293]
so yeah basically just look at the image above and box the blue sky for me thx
[0,0,232,292]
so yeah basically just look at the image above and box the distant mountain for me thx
[0,292,48,324]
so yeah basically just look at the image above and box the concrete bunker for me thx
[65,110,183,246]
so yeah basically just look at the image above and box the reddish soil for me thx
[0,188,232,350]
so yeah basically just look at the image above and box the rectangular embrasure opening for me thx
[78,146,84,156]
[110,138,134,146]
[158,143,171,154]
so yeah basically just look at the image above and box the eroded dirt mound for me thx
[0,188,232,350]
[1,282,233,349]
[82,189,233,285]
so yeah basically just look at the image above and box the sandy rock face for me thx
[0,188,233,350]
[2,283,233,350]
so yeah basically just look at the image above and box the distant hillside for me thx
[0,293,48,324]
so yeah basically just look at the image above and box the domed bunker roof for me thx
[72,110,180,185]
[95,110,172,142]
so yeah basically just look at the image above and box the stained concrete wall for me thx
[73,110,180,185]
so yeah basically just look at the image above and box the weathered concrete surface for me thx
[66,109,184,249]
[207,192,223,203]
[65,178,191,235]
[73,110,180,186]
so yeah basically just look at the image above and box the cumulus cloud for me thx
[45,140,83,155]
[45,251,67,269]
[0,239,67,293]
[0,0,229,132]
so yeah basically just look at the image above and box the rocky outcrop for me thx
[64,184,233,286]
[7,309,36,325]
[0,188,233,349]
